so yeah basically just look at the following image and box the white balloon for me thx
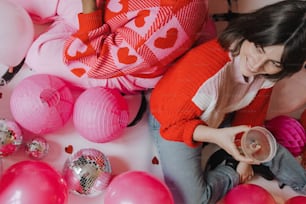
[0,0,34,66]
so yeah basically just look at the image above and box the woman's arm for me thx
[82,0,97,14]
[151,40,255,164]
[150,40,228,147]
[193,125,254,163]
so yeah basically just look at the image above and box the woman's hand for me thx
[82,0,97,14]
[236,162,254,183]
[194,125,259,164]
[216,126,256,163]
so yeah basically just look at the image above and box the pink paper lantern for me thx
[104,171,174,204]
[0,0,34,67]
[265,115,306,157]
[10,74,74,135]
[73,87,129,143]
[223,184,276,204]
[0,160,68,204]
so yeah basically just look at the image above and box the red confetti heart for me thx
[152,156,159,165]
[65,145,73,154]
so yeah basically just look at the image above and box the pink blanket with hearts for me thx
[9,0,212,93]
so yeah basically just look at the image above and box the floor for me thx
[1,8,306,201]
[0,62,304,204]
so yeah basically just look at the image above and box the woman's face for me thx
[239,40,284,77]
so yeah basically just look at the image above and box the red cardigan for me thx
[150,39,273,147]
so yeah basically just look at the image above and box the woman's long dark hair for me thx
[218,0,306,80]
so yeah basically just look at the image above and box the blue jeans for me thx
[148,113,306,204]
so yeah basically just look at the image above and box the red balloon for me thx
[285,196,306,204]
[223,184,276,204]
[0,160,68,204]
[104,171,174,204]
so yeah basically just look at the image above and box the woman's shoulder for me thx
[173,39,230,73]
[191,38,229,59]
[162,39,230,81]
[152,39,231,98]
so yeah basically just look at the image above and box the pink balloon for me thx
[0,160,68,204]
[285,196,306,204]
[10,74,74,135]
[104,171,174,204]
[0,0,34,66]
[223,184,276,204]
[73,87,129,143]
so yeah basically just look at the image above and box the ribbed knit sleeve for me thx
[78,10,103,32]
[63,10,110,62]
[150,39,230,147]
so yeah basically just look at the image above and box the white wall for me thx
[209,0,282,13]
[236,0,282,12]
[208,0,282,33]
[208,0,306,119]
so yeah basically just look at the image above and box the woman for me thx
[149,1,306,203]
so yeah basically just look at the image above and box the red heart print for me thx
[154,28,178,49]
[117,47,137,64]
[135,10,150,28]
[71,68,86,77]
[67,38,88,57]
